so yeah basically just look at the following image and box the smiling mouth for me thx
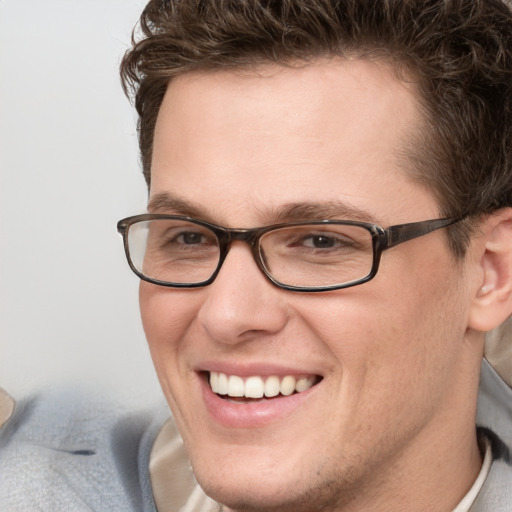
[208,372,322,401]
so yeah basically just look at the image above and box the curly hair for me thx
[121,0,512,256]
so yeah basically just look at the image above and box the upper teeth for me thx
[209,372,316,398]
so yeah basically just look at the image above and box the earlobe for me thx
[468,208,512,332]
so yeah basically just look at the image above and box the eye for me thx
[301,234,344,249]
[291,231,357,251]
[265,226,365,256]
[175,231,209,245]
[148,222,217,252]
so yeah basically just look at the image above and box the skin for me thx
[139,58,503,511]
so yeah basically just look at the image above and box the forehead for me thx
[150,58,438,225]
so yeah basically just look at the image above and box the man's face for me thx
[141,59,473,511]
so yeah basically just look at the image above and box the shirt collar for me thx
[149,418,218,512]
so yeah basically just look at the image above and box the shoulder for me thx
[473,360,512,511]
[477,359,512,451]
[0,387,169,511]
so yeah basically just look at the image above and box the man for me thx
[1,1,510,511]
[114,0,512,510]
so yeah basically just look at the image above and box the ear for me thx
[468,208,512,332]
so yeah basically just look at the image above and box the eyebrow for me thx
[264,201,377,225]
[148,193,212,218]
[147,192,378,226]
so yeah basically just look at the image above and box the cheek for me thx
[293,293,449,461]
[295,260,466,407]
[139,283,202,383]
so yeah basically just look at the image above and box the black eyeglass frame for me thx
[117,214,461,292]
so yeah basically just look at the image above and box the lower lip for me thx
[200,375,317,428]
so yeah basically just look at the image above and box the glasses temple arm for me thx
[385,218,460,249]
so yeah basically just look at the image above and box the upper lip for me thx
[196,361,323,378]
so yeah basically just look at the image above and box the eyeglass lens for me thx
[126,219,375,288]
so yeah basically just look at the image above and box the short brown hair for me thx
[121,0,512,255]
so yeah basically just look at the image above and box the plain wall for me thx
[0,0,162,402]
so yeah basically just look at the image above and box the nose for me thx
[196,242,289,345]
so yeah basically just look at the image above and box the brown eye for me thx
[176,232,208,244]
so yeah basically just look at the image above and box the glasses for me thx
[117,214,460,292]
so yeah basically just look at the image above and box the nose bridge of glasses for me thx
[216,228,265,274]
[223,227,261,247]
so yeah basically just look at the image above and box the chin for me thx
[188,445,349,512]
[198,479,310,512]
[197,474,349,512]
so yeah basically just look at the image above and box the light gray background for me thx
[0,0,162,402]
